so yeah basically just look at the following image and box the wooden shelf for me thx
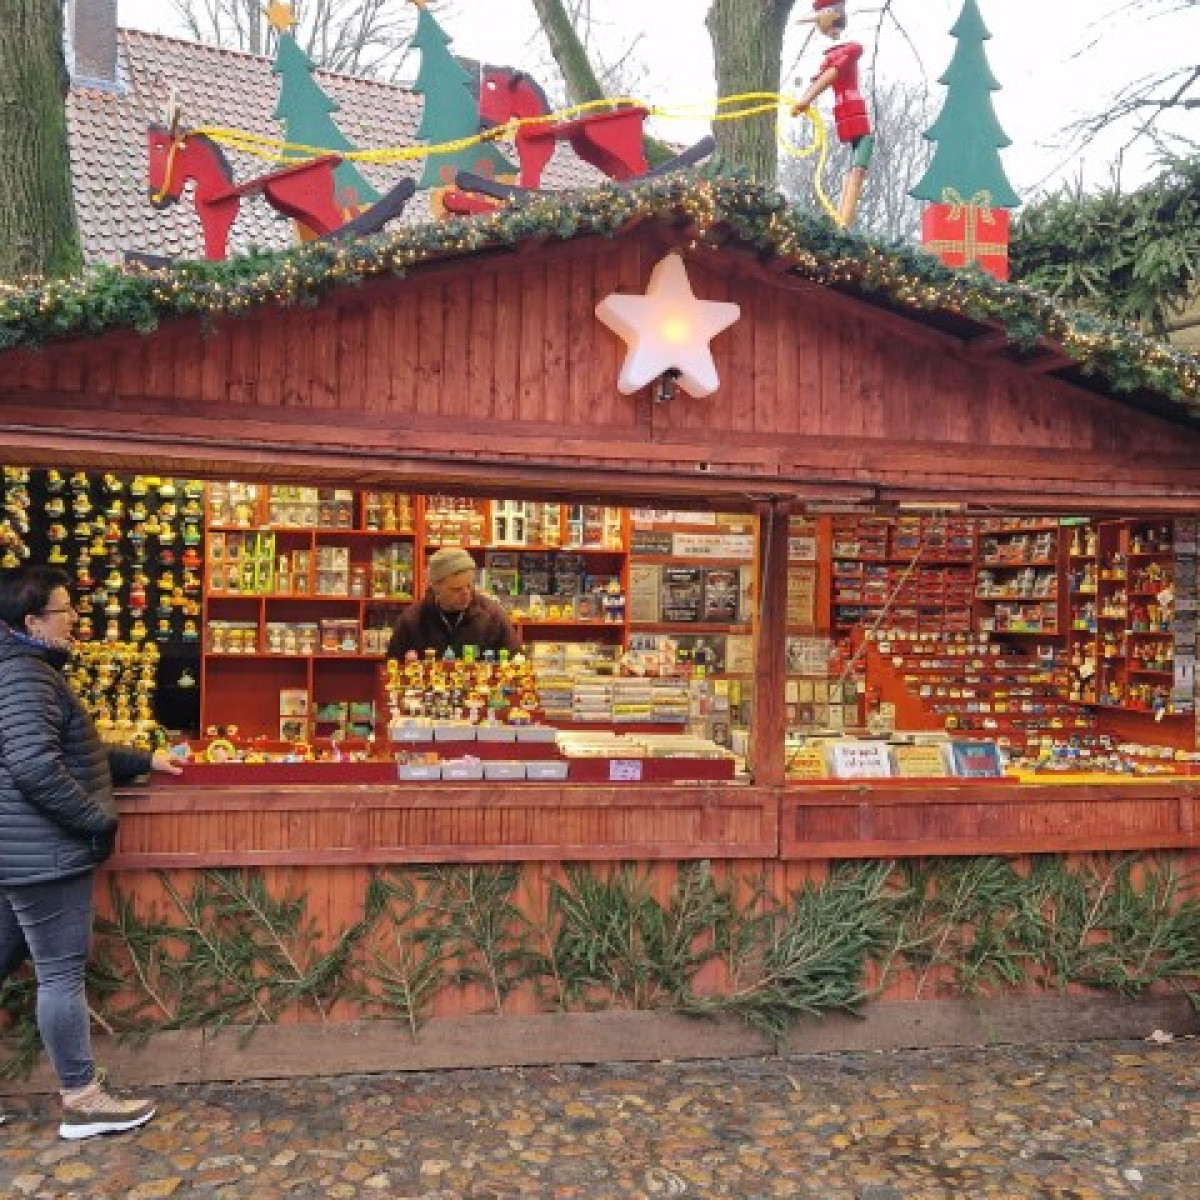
[633,555,752,568]
[629,622,753,634]
[201,488,763,739]
[513,618,623,628]
[492,544,624,554]
[977,559,1058,569]
[317,528,416,538]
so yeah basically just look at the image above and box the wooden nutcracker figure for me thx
[792,0,874,228]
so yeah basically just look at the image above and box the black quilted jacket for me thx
[0,624,151,886]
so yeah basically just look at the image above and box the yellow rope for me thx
[179,90,844,225]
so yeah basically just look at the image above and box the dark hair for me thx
[0,565,72,628]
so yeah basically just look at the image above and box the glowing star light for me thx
[595,253,740,398]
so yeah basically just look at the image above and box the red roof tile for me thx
[67,30,603,264]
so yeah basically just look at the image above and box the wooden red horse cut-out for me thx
[146,124,348,259]
[478,68,649,188]
[146,118,416,260]
[446,67,714,215]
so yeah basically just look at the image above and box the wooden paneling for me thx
[106,778,1200,871]
[112,784,781,868]
[5,229,1200,506]
[781,782,1200,858]
[517,261,547,423]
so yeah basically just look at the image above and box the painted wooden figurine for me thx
[792,0,874,228]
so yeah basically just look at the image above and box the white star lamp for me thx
[595,253,741,399]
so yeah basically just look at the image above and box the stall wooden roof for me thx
[1,175,1198,512]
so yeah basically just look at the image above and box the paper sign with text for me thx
[893,744,950,778]
[830,741,893,779]
[608,759,644,782]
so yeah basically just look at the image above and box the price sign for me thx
[787,745,829,779]
[609,759,644,782]
[830,741,893,779]
[893,744,950,778]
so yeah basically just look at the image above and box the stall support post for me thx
[751,498,791,786]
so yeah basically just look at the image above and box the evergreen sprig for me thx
[4,854,1200,1081]
[1012,157,1200,336]
[415,865,534,1013]
[361,870,448,1034]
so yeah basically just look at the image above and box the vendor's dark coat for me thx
[386,592,522,661]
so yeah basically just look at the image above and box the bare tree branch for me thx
[167,0,432,80]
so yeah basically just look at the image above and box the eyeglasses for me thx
[39,606,77,617]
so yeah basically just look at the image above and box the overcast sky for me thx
[116,0,1197,200]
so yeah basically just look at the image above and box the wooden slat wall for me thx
[111,784,781,869]
[781,782,1200,858]
[92,847,1200,1022]
[108,779,1200,872]
[5,230,1200,503]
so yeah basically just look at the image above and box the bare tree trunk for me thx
[706,0,796,188]
[530,0,606,105]
[529,0,674,167]
[0,0,82,280]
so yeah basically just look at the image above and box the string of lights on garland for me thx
[0,174,1197,408]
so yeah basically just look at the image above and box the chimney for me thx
[66,0,120,89]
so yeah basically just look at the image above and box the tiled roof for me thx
[67,30,603,264]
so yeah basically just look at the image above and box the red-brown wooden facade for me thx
[4,233,1199,508]
[4,217,1200,865]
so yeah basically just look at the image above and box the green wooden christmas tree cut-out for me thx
[910,0,1019,208]
[411,1,515,190]
[271,26,380,210]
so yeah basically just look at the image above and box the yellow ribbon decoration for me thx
[159,91,842,224]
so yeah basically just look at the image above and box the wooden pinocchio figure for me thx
[792,0,874,228]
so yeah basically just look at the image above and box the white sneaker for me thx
[58,1080,155,1140]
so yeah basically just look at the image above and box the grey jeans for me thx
[0,871,97,1090]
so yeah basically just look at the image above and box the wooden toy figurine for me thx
[792,0,874,228]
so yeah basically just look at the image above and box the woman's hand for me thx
[150,749,184,776]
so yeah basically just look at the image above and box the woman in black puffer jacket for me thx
[0,565,180,1140]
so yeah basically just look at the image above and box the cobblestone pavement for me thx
[2,1038,1199,1198]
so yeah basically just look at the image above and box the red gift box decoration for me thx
[921,188,1011,281]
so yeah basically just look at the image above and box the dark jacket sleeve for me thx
[108,745,153,784]
[0,659,115,837]
[386,606,420,660]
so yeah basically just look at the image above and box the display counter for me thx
[112,765,1200,870]
[112,769,777,869]
[781,776,1200,858]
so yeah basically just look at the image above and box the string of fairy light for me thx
[0,175,1197,407]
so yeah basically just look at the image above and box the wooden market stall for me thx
[3,178,1200,1081]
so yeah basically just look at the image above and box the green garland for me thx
[1,174,1197,406]
[1012,157,1200,337]
[4,854,1199,1078]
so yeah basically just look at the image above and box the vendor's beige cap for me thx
[427,546,476,584]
